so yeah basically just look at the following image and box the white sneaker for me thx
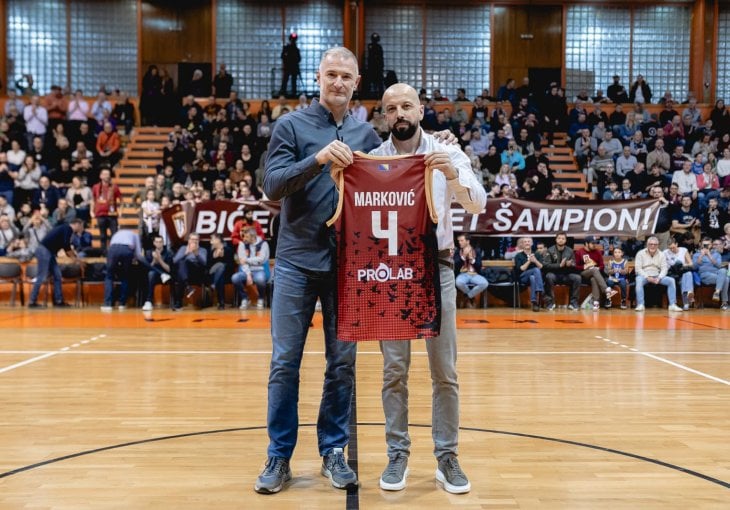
[118,305,127,311]
[635,304,645,312]
[256,300,264,309]
[100,306,113,312]
[142,301,153,311]
[667,304,683,312]
[160,273,171,284]
[239,300,249,310]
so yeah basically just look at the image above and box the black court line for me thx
[670,316,726,330]
[346,367,359,510]
[1,423,728,492]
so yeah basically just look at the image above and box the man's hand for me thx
[433,129,457,145]
[425,151,457,180]
[315,140,353,167]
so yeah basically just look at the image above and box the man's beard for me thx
[391,120,418,141]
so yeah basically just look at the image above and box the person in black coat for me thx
[279,33,301,97]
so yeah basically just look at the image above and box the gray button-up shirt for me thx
[264,99,382,271]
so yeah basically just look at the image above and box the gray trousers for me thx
[380,265,459,460]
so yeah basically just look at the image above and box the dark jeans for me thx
[173,259,206,307]
[29,244,63,304]
[104,244,133,306]
[96,215,118,253]
[209,262,227,305]
[544,272,582,307]
[266,258,355,459]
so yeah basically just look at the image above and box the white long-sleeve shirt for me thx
[369,129,487,250]
[23,104,48,135]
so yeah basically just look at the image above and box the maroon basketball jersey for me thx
[328,153,441,342]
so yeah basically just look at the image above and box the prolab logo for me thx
[377,163,390,172]
[357,262,413,282]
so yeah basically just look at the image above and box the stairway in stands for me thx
[542,133,590,199]
[109,126,169,237]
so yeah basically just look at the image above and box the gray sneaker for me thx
[436,454,471,494]
[321,447,358,489]
[254,457,292,494]
[379,454,409,491]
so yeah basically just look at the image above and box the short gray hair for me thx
[320,47,358,73]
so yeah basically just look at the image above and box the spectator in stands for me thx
[671,194,702,244]
[629,131,648,164]
[609,104,627,131]
[91,91,112,127]
[501,141,525,172]
[646,138,670,172]
[111,91,135,135]
[542,84,564,147]
[481,145,501,177]
[693,237,729,309]
[141,234,173,311]
[208,233,234,310]
[50,197,76,226]
[702,197,727,240]
[588,146,614,197]
[682,98,702,128]
[672,160,699,199]
[575,236,616,310]
[14,154,42,209]
[607,75,629,103]
[606,246,629,308]
[67,89,90,136]
[96,121,121,168]
[599,131,622,159]
[172,232,208,311]
[232,226,270,310]
[664,235,695,310]
[140,65,161,126]
[24,209,51,255]
[32,175,60,213]
[629,75,652,104]
[663,115,686,151]
[0,214,19,255]
[710,99,730,136]
[140,188,161,248]
[497,78,517,106]
[616,146,638,177]
[0,194,15,219]
[514,237,545,311]
[0,153,18,206]
[5,89,25,117]
[634,236,682,311]
[23,95,48,151]
[213,63,233,98]
[602,181,620,200]
[272,96,294,121]
[716,148,730,187]
[453,234,487,308]
[91,167,121,253]
[541,232,581,310]
[27,218,83,308]
[44,85,68,130]
[697,163,721,210]
[66,175,92,224]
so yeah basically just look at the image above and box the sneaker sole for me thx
[379,467,408,491]
[254,471,292,494]
[435,468,471,494]
[321,466,358,490]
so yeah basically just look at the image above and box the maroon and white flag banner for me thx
[162,197,662,246]
[451,197,662,238]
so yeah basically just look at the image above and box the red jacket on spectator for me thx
[96,130,120,155]
[574,247,605,271]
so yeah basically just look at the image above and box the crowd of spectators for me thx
[4,68,730,312]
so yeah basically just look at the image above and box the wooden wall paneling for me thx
[689,0,706,100]
[140,0,213,90]
[0,0,7,93]
[491,5,563,94]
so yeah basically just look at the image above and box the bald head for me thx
[383,83,419,104]
[382,83,423,142]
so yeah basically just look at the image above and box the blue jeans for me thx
[454,272,488,299]
[699,270,729,301]
[232,269,268,302]
[104,244,133,306]
[267,258,356,459]
[30,244,63,304]
[607,277,628,301]
[519,267,544,303]
[636,275,677,306]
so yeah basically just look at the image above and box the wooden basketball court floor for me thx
[0,307,728,509]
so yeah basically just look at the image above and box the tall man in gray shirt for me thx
[255,47,382,494]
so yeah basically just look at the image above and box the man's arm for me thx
[437,143,487,214]
[263,117,327,201]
